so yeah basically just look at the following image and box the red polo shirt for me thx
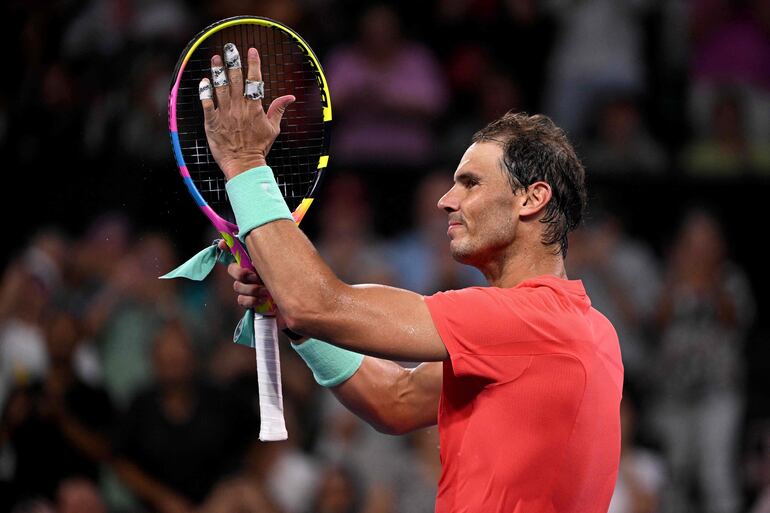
[424,275,623,513]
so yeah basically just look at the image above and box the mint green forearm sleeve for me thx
[291,338,365,387]
[225,166,293,242]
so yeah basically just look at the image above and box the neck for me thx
[479,240,567,288]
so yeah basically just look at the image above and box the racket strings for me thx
[174,23,325,221]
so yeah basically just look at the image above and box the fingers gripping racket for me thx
[168,16,331,440]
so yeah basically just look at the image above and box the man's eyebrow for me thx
[454,170,481,183]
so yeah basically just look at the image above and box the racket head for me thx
[168,16,332,258]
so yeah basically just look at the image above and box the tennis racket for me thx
[168,16,331,441]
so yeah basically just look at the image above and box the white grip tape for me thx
[254,314,288,441]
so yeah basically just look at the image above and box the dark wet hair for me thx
[472,112,587,257]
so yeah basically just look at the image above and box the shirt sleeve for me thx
[424,287,543,381]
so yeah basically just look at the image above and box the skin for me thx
[202,45,566,434]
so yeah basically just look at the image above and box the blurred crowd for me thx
[1,0,769,512]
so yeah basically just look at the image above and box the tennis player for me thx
[201,45,623,512]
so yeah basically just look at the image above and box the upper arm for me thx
[291,283,449,362]
[241,220,447,361]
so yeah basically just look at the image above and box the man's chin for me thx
[449,243,474,265]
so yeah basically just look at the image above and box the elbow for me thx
[280,296,324,336]
[364,402,409,435]
[367,372,417,436]
[280,279,346,337]
[368,407,416,436]
[371,421,411,436]
[372,423,403,436]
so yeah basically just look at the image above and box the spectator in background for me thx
[315,174,395,285]
[491,0,556,111]
[326,4,447,168]
[85,233,185,408]
[196,476,283,513]
[441,42,494,119]
[652,208,755,513]
[8,498,56,513]
[433,0,554,113]
[117,53,178,164]
[61,0,130,61]
[0,233,66,409]
[567,208,660,384]
[314,390,404,513]
[113,320,254,513]
[57,477,108,513]
[0,312,113,508]
[308,464,362,513]
[689,0,770,146]
[441,67,524,162]
[184,255,252,359]
[312,426,438,513]
[32,62,86,166]
[60,214,133,388]
[386,172,484,295]
[238,403,321,513]
[61,0,193,68]
[682,89,770,176]
[746,420,770,513]
[390,428,441,513]
[609,387,665,513]
[432,0,499,34]
[582,93,667,176]
[70,213,133,296]
[206,0,299,27]
[544,0,652,137]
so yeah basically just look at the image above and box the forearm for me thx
[330,358,441,435]
[243,218,339,326]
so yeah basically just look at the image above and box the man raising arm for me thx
[200,44,623,513]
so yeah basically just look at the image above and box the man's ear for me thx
[520,181,552,218]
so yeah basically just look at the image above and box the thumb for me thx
[266,95,296,128]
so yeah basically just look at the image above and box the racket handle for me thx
[253,313,288,441]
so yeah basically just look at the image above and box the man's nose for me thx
[437,186,458,212]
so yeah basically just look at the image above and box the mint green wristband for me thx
[291,338,364,387]
[225,166,293,242]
